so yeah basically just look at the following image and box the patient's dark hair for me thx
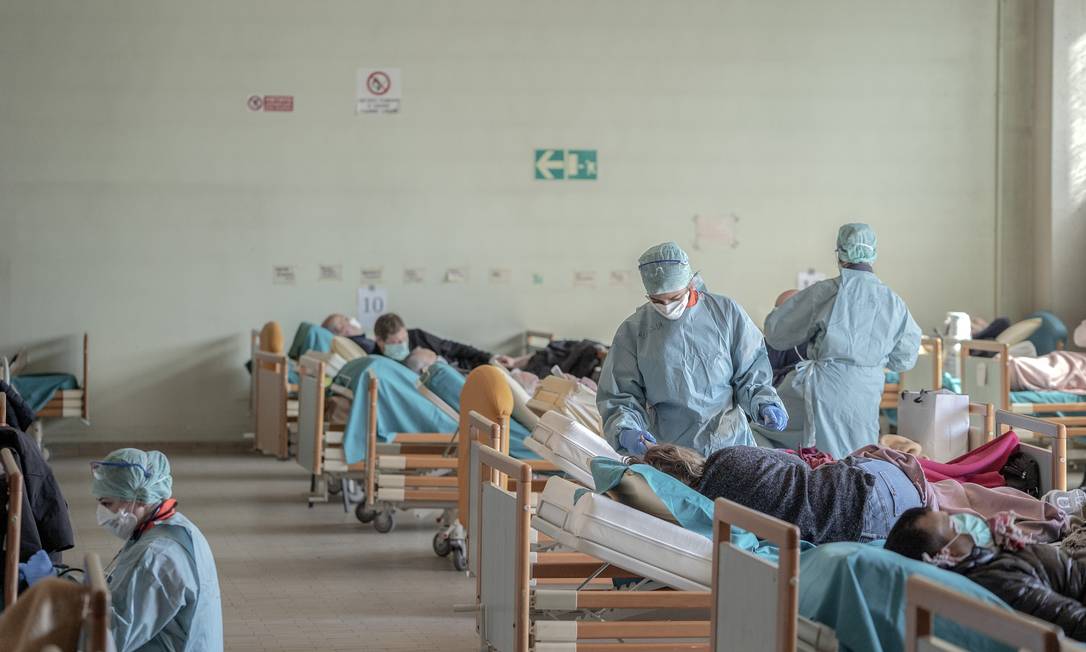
[373,313,406,340]
[635,444,706,487]
[884,507,942,561]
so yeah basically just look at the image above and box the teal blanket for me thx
[798,543,1015,652]
[12,374,78,413]
[287,322,333,360]
[420,362,538,460]
[334,357,457,464]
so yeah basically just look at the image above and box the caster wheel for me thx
[346,480,365,504]
[373,511,395,534]
[433,532,451,557]
[452,548,468,572]
[327,479,342,495]
[355,504,377,523]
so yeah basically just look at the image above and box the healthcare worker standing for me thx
[597,241,787,457]
[91,448,223,652]
[764,223,921,458]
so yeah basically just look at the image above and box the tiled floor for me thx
[51,452,478,651]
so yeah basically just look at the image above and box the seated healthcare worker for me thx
[638,443,922,544]
[885,507,1086,642]
[91,448,222,652]
[596,241,787,457]
[764,223,922,458]
[372,312,515,372]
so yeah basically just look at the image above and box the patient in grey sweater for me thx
[637,444,924,544]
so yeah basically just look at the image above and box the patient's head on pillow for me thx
[322,313,364,337]
[884,507,951,561]
[405,347,439,374]
[635,444,706,488]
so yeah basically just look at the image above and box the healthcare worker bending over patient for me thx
[597,241,786,457]
[764,223,921,458]
[92,448,223,652]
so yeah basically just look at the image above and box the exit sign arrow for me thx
[534,149,566,180]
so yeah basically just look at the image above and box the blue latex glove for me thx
[618,428,657,456]
[759,405,788,432]
[18,549,53,587]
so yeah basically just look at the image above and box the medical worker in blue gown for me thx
[597,241,788,457]
[764,223,922,459]
[91,448,223,652]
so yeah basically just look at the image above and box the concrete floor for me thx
[51,452,478,651]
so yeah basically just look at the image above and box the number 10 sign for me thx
[356,286,388,331]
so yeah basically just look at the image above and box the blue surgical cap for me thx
[836,223,878,264]
[638,241,693,295]
[91,448,173,503]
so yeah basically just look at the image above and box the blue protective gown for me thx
[107,512,223,652]
[597,285,783,456]
[764,268,921,459]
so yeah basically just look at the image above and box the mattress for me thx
[532,477,583,548]
[530,411,624,488]
[566,491,712,592]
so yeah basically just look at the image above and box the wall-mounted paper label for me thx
[356,286,388,330]
[360,267,383,283]
[444,267,468,283]
[489,268,511,284]
[609,270,632,287]
[573,271,597,288]
[532,273,544,286]
[356,68,402,114]
[319,264,342,282]
[272,265,296,285]
[797,269,827,290]
[692,213,740,250]
[404,268,425,284]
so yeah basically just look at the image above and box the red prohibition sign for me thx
[367,71,391,96]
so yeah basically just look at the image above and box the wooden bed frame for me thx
[881,336,944,411]
[252,350,294,460]
[993,409,1067,492]
[2,447,23,608]
[84,553,111,652]
[961,339,1086,439]
[906,575,1066,652]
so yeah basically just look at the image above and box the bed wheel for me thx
[373,510,395,534]
[355,504,377,523]
[452,547,468,572]
[345,480,365,504]
[327,480,342,495]
[433,532,451,557]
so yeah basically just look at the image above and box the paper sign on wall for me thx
[797,269,827,290]
[532,273,545,286]
[573,271,597,288]
[692,213,740,250]
[489,268,511,284]
[404,268,425,284]
[356,68,401,114]
[319,264,342,282]
[609,271,632,287]
[272,266,296,285]
[356,286,388,330]
[444,267,468,283]
[361,267,384,283]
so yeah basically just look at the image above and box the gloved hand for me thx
[759,405,788,432]
[18,549,53,587]
[618,428,657,456]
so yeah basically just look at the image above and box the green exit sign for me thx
[534,149,598,180]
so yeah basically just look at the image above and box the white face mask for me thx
[97,504,139,540]
[347,317,362,331]
[651,291,689,320]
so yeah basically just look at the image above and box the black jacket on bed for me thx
[403,328,492,371]
[0,380,37,433]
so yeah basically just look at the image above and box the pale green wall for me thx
[1,1,1007,441]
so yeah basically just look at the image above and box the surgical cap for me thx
[91,448,173,503]
[836,223,878,264]
[638,241,694,295]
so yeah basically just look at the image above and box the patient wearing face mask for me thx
[885,506,1086,641]
[372,313,512,372]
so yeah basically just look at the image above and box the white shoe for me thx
[1043,489,1086,516]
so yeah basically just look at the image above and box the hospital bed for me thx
[1,334,90,451]
[905,575,1075,652]
[881,336,944,411]
[2,447,23,607]
[991,409,1068,492]
[252,350,296,460]
[961,339,1086,440]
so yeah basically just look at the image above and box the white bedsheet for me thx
[529,411,623,488]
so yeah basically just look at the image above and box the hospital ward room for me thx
[7,3,1086,652]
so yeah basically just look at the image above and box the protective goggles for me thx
[90,460,153,480]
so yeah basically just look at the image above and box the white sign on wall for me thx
[360,267,383,283]
[272,265,296,285]
[444,267,468,283]
[356,68,401,114]
[356,286,388,331]
[489,268,511,284]
[573,271,597,288]
[404,268,425,284]
[318,264,342,282]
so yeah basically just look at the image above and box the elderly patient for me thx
[885,507,1086,642]
[91,448,223,652]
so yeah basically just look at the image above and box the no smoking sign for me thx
[356,68,401,114]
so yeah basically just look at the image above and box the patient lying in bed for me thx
[638,443,1070,545]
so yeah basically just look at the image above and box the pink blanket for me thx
[917,431,1019,488]
[1009,351,1086,394]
